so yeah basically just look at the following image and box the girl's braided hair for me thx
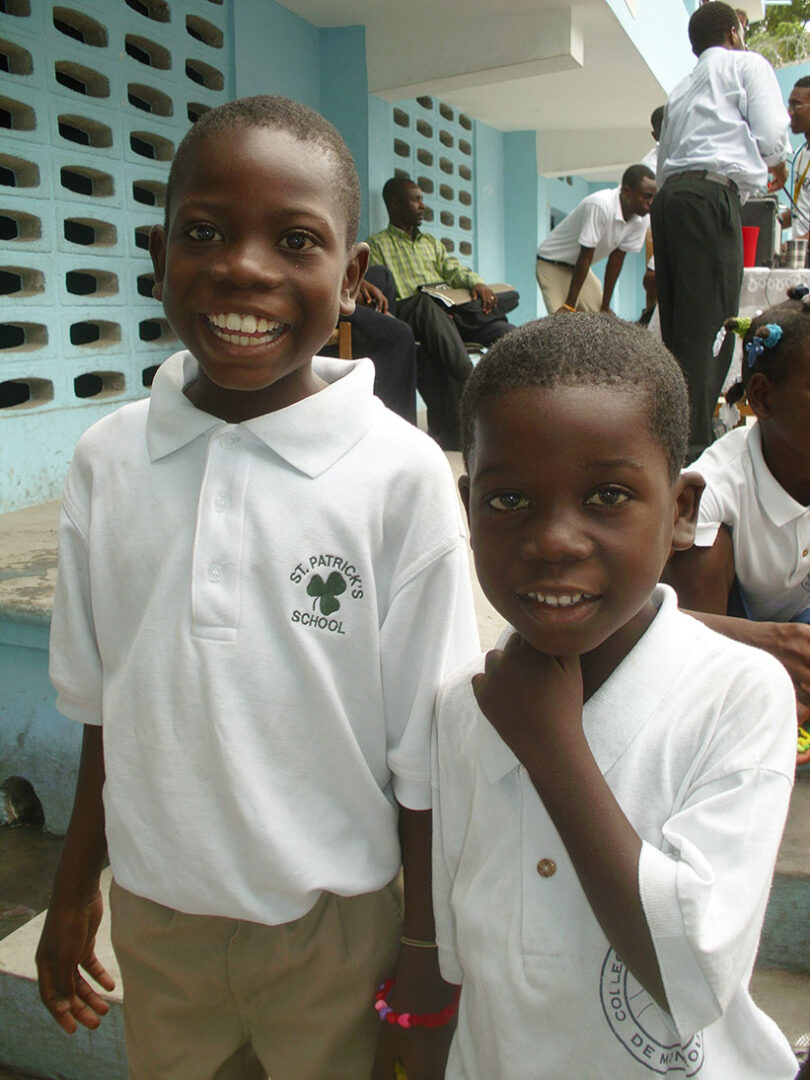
[723,294,810,407]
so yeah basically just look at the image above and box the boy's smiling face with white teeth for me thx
[149,124,367,421]
[461,382,695,679]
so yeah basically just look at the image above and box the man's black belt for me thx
[665,170,740,197]
[536,255,575,269]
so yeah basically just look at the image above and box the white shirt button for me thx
[220,433,240,449]
[207,564,223,582]
[214,493,228,512]
[803,548,808,559]
[536,858,556,878]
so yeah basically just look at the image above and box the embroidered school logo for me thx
[600,948,704,1075]
[289,554,364,635]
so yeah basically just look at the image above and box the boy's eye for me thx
[279,231,316,252]
[486,492,530,511]
[186,223,221,242]
[585,486,630,508]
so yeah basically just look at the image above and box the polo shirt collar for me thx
[146,349,377,477]
[609,186,626,223]
[746,422,807,527]
[479,585,683,783]
[387,223,423,243]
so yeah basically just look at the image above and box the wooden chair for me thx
[325,321,352,359]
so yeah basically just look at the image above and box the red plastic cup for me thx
[742,225,760,268]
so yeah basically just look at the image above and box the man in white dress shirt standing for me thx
[652,1,789,461]
[783,76,810,239]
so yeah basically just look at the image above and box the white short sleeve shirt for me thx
[792,143,810,235]
[691,422,810,621]
[537,187,649,266]
[432,586,796,1079]
[49,351,480,925]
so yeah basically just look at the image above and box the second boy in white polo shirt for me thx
[535,164,655,315]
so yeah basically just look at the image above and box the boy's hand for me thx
[372,946,457,1080]
[472,634,584,776]
[36,891,115,1034]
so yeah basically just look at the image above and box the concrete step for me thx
[0,869,127,1080]
[760,771,810,975]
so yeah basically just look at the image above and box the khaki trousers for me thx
[109,879,403,1080]
[535,258,603,314]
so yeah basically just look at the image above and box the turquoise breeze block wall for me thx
[0,0,232,513]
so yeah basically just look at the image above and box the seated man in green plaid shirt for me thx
[365,177,513,450]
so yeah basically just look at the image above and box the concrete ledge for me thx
[0,871,126,1080]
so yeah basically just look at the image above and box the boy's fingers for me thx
[81,952,115,991]
[74,973,111,1014]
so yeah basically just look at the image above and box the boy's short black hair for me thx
[461,313,689,482]
[164,95,361,246]
[688,2,739,57]
[621,164,655,190]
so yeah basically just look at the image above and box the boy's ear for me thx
[458,474,472,529]
[149,224,167,302]
[744,372,773,421]
[670,470,704,552]
[339,242,370,317]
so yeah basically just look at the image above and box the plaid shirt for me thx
[366,224,482,300]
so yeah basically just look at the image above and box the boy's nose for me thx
[211,240,282,289]
[517,514,592,564]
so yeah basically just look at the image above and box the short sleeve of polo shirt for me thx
[639,649,795,1040]
[49,450,103,726]
[576,197,611,250]
[689,432,749,549]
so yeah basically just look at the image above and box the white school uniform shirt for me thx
[792,142,810,235]
[50,350,480,926]
[692,422,810,621]
[536,186,649,266]
[432,586,796,1079]
[657,46,789,197]
[641,145,659,174]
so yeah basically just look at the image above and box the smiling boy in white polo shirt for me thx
[36,96,478,1080]
[430,315,797,1079]
[535,164,655,315]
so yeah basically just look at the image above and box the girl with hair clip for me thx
[666,290,810,765]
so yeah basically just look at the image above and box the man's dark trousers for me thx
[396,292,511,450]
[651,175,742,462]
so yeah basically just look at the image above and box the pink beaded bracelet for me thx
[373,978,461,1029]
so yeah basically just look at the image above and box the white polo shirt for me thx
[50,351,480,925]
[692,422,810,621]
[536,186,649,266]
[433,586,796,1080]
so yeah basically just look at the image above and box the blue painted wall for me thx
[320,26,371,242]
[232,0,320,109]
[474,121,506,284]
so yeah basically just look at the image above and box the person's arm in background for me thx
[665,528,810,709]
[743,53,790,175]
[600,249,627,312]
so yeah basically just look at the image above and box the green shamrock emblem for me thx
[307,571,347,615]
